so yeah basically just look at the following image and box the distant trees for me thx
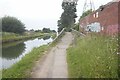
[42,28,51,33]
[35,29,42,32]
[2,16,26,34]
[26,28,56,33]
[80,9,93,19]
[42,28,56,33]
[2,16,56,34]
[57,1,78,32]
[51,30,56,33]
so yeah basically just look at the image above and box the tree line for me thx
[30,28,56,33]
[2,16,56,34]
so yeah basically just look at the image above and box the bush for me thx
[2,16,25,34]
[73,23,79,31]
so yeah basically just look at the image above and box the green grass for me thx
[1,32,57,43]
[67,34,118,78]
[51,33,57,39]
[2,32,63,78]
[1,32,44,43]
[2,45,49,78]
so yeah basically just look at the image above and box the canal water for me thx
[1,36,53,69]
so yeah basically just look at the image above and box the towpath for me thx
[31,32,73,78]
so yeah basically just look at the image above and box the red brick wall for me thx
[79,2,120,35]
[119,1,120,34]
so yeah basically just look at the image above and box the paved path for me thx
[31,32,73,78]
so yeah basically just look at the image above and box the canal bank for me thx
[2,30,64,78]
[1,32,56,44]
[2,45,49,78]
[2,37,53,69]
[2,36,54,78]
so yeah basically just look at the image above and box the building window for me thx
[93,14,96,18]
[101,27,104,31]
[96,12,99,18]
[93,12,99,18]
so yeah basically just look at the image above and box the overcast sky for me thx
[0,0,112,31]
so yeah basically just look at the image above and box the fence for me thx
[71,28,86,37]
[49,28,65,45]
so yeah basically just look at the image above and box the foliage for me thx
[42,28,56,33]
[80,9,93,20]
[2,16,26,34]
[73,23,79,31]
[118,34,120,77]
[50,33,57,39]
[57,1,78,32]
[67,34,118,78]
[51,30,56,33]
[35,29,42,32]
[29,29,34,32]
[2,31,63,78]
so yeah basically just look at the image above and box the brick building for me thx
[79,0,120,35]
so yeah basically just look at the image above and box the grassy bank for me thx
[2,45,49,78]
[67,34,118,78]
[1,32,57,43]
[1,32,45,43]
[2,31,64,78]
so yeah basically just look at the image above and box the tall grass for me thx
[67,34,118,78]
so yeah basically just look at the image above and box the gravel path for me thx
[31,32,73,78]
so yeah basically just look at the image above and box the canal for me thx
[1,36,53,69]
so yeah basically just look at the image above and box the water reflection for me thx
[2,43,25,59]
[43,36,51,40]
[1,37,53,69]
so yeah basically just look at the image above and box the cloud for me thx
[0,0,112,30]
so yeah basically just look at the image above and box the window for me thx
[96,12,99,18]
[93,12,99,18]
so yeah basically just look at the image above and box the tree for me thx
[42,28,56,33]
[35,29,42,32]
[80,9,92,20]
[57,1,78,32]
[42,28,51,33]
[51,30,56,33]
[2,16,25,34]
[30,29,34,32]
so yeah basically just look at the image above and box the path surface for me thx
[31,32,73,78]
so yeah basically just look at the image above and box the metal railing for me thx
[49,28,65,45]
[71,28,86,37]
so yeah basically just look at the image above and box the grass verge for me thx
[2,45,49,78]
[67,34,118,78]
[1,32,44,43]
